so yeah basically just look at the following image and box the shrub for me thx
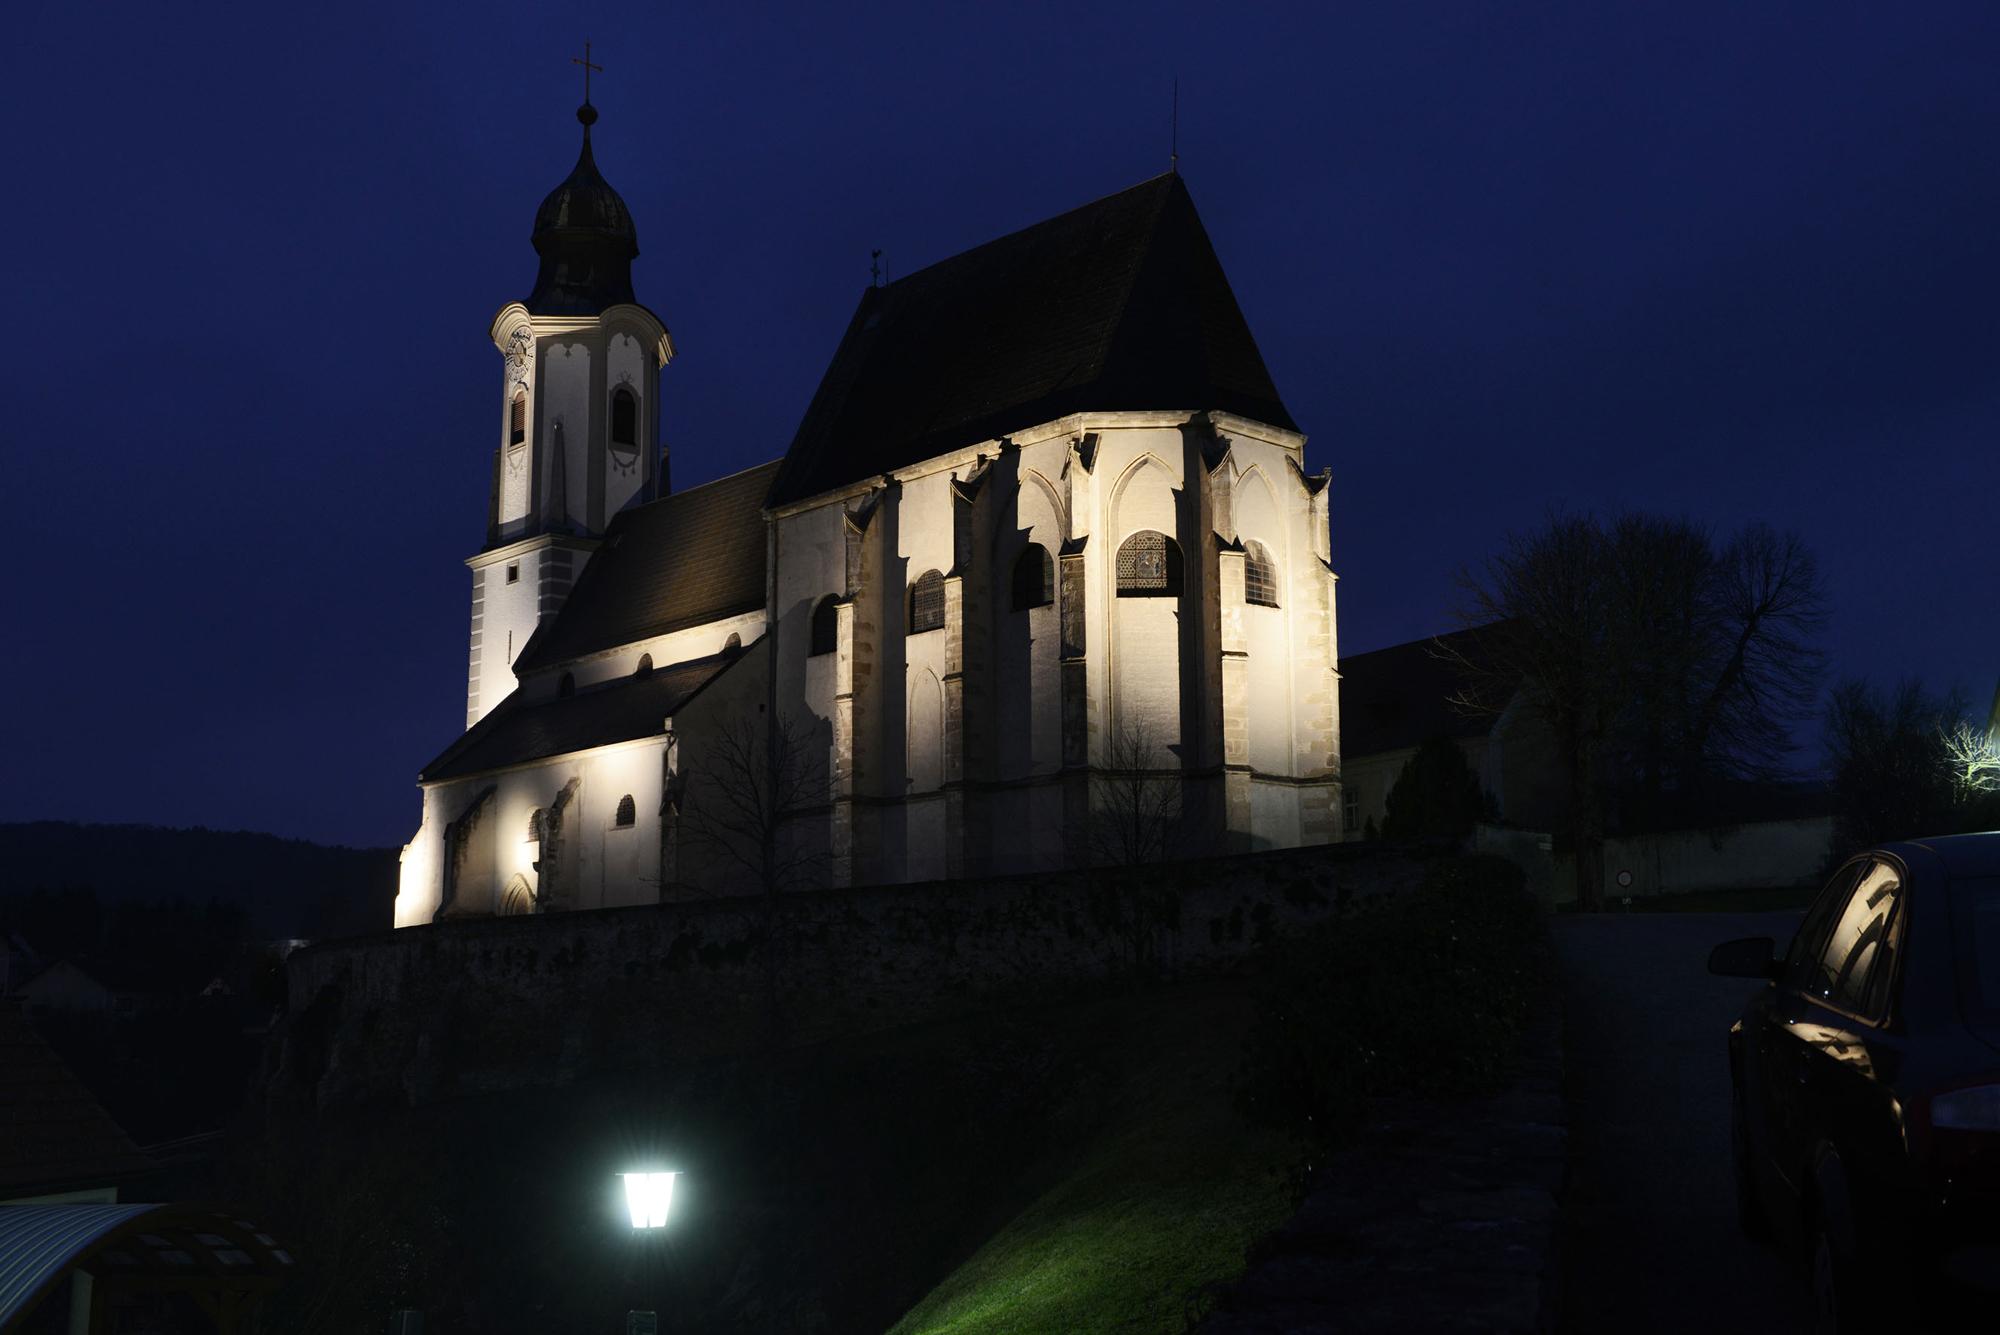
[1235,855,1548,1149]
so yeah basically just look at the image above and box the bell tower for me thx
[464,86,674,727]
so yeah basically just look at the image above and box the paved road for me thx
[1555,911,1808,1334]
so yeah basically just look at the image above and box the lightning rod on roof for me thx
[871,249,882,288]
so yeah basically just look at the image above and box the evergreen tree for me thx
[1381,735,1489,844]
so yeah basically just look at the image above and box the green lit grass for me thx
[886,987,1297,1335]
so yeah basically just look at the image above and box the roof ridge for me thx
[880,174,1180,293]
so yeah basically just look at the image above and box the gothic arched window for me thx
[909,569,945,634]
[510,391,527,446]
[1244,540,1279,608]
[1011,544,1054,611]
[809,596,838,656]
[610,386,638,448]
[635,654,653,678]
[1116,531,1183,598]
[614,794,636,828]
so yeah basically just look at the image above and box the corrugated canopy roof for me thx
[0,1203,296,1330]
[515,462,778,674]
[766,174,1296,509]
[421,648,750,783]
[1339,624,1521,759]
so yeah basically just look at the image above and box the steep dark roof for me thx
[766,174,1295,508]
[517,462,778,673]
[0,1004,153,1195]
[1340,625,1521,758]
[421,649,748,783]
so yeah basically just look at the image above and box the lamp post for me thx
[621,1171,678,1334]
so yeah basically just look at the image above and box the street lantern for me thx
[621,1172,677,1230]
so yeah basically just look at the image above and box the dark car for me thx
[1708,834,2000,1332]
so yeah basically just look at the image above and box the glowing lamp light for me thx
[622,1171,678,1229]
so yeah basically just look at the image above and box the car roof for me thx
[1880,831,2000,879]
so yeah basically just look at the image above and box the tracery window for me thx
[810,596,839,656]
[610,387,638,448]
[1115,530,1183,598]
[1244,540,1279,608]
[1011,544,1054,611]
[909,569,945,634]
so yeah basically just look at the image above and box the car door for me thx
[1792,859,1908,1224]
[1760,861,1862,1192]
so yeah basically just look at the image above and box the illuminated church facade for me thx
[393,100,1344,927]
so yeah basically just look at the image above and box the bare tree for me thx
[1078,720,1184,868]
[680,711,830,898]
[1454,511,1827,910]
[1455,514,1620,910]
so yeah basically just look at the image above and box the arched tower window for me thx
[809,596,839,656]
[909,570,945,634]
[635,654,653,678]
[610,386,638,448]
[1244,540,1279,608]
[1011,544,1054,611]
[510,391,527,446]
[614,794,636,828]
[1116,531,1183,598]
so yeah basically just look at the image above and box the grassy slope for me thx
[886,981,1297,1335]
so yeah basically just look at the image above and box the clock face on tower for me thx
[505,328,533,387]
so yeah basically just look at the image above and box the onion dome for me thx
[526,102,639,315]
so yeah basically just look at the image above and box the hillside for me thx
[0,821,396,939]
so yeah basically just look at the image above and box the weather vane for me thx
[573,40,603,104]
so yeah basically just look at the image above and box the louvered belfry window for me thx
[610,387,637,447]
[1116,531,1182,597]
[510,392,527,445]
[910,569,946,634]
[1244,540,1279,607]
[1012,545,1054,610]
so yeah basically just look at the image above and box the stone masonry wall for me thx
[280,843,1424,1111]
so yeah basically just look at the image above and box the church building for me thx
[393,98,1344,927]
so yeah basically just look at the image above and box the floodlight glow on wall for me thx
[622,1171,678,1229]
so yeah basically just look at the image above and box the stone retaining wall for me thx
[279,842,1424,1110]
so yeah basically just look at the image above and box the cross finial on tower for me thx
[573,40,603,106]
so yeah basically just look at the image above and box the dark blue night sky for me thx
[5,2,1996,848]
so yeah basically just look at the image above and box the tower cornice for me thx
[489,301,674,368]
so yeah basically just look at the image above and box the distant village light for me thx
[622,1171,677,1229]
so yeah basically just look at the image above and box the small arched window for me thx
[909,569,945,634]
[510,391,527,446]
[1011,544,1054,611]
[614,794,636,828]
[1244,540,1279,608]
[558,672,575,698]
[635,654,653,678]
[809,596,839,656]
[724,632,742,655]
[610,386,638,449]
[1116,531,1183,598]
[527,808,546,842]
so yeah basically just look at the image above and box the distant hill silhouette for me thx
[0,822,396,939]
